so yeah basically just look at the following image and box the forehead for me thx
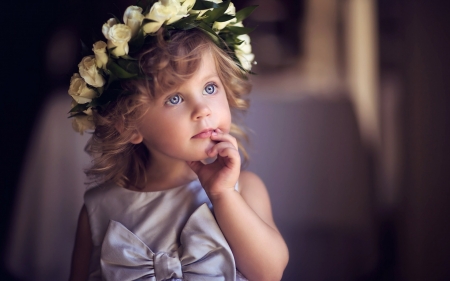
[154,51,219,97]
[196,51,218,78]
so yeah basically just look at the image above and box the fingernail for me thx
[212,131,217,136]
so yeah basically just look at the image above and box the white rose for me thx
[72,114,95,134]
[78,56,105,87]
[102,18,132,57]
[167,0,196,24]
[212,2,236,31]
[123,6,144,38]
[236,50,255,71]
[102,18,118,40]
[70,100,93,115]
[236,34,252,54]
[92,41,108,69]
[143,0,181,34]
[235,33,254,70]
[68,73,98,103]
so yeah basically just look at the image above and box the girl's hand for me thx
[187,129,240,200]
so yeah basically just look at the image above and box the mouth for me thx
[192,128,215,139]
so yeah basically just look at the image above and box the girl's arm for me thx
[69,205,92,281]
[187,130,289,281]
[212,171,289,281]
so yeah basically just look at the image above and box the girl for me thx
[69,1,288,280]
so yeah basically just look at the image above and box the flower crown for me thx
[68,0,257,134]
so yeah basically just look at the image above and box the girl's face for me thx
[132,51,232,162]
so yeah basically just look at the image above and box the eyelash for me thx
[164,82,219,106]
[203,83,218,95]
[165,94,183,106]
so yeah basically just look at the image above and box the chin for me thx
[200,156,217,165]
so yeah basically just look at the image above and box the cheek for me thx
[220,97,232,127]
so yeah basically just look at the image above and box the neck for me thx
[141,153,197,192]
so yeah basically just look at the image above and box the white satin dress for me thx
[84,179,248,281]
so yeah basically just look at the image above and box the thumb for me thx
[186,161,204,174]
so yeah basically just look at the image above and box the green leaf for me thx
[97,86,104,95]
[107,60,137,79]
[142,0,158,15]
[104,71,118,90]
[69,102,89,113]
[203,0,230,24]
[235,5,258,23]
[223,34,236,46]
[215,14,235,22]
[225,26,254,35]
[92,87,133,109]
[120,54,137,61]
[169,13,199,30]
[197,22,222,46]
[108,46,119,59]
[117,58,140,74]
[192,0,221,10]
[129,28,146,53]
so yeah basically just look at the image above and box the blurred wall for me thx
[396,1,450,280]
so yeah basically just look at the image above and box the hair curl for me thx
[85,29,252,189]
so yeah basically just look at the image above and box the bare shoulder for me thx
[238,170,265,192]
[238,170,269,204]
[238,171,278,229]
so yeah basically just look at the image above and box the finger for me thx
[207,141,235,157]
[210,129,238,149]
[209,142,240,161]
[217,146,241,168]
[186,160,205,174]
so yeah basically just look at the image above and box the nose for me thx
[191,100,212,120]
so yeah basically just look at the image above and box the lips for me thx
[192,128,215,139]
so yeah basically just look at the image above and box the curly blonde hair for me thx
[85,29,252,189]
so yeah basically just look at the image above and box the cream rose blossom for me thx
[143,0,181,34]
[123,6,144,38]
[78,56,106,87]
[102,18,132,57]
[212,2,236,31]
[167,0,195,24]
[68,73,98,104]
[72,114,95,134]
[92,41,108,69]
[235,34,255,71]
[70,100,95,134]
[237,34,252,54]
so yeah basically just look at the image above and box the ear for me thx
[129,130,143,144]
[115,122,143,144]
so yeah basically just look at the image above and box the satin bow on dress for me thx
[100,203,236,281]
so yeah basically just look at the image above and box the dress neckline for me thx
[117,179,199,194]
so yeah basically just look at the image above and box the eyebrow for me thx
[157,71,221,100]
[201,72,220,82]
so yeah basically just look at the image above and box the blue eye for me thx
[166,94,183,105]
[203,84,216,95]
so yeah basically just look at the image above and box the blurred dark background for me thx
[1,0,450,280]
